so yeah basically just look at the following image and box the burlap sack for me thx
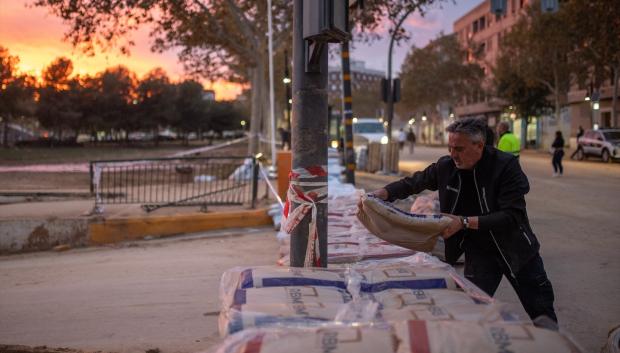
[356,194,452,252]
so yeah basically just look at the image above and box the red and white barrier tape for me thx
[282,166,328,267]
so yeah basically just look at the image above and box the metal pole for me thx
[290,0,328,267]
[285,50,292,131]
[267,0,277,166]
[384,8,415,173]
[341,41,355,184]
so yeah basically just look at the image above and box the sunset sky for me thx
[0,0,480,100]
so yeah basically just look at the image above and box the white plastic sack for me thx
[210,325,397,353]
[394,320,584,353]
[357,194,451,252]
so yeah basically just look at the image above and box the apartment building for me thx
[454,0,618,149]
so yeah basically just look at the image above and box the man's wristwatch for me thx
[462,216,470,229]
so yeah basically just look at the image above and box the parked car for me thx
[352,118,388,147]
[575,129,620,163]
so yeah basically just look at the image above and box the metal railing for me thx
[89,156,258,213]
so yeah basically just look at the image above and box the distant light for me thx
[380,136,389,145]
[383,121,388,127]
[283,77,291,84]
[584,96,590,102]
[331,140,339,149]
[255,152,264,159]
[422,116,427,121]
[408,118,415,125]
[449,113,455,118]
[240,120,246,126]
[509,105,514,110]
[288,99,292,104]
[593,124,599,130]
[379,118,384,123]
[510,113,517,119]
[593,102,600,110]
[132,99,138,105]
[352,117,358,123]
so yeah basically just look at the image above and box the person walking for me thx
[407,127,416,154]
[398,128,406,151]
[551,130,565,177]
[570,126,584,159]
[366,117,557,325]
[496,121,521,157]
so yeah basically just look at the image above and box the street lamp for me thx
[283,50,292,131]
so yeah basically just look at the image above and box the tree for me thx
[0,46,35,147]
[37,57,81,141]
[94,66,137,140]
[565,0,620,126]
[399,34,483,120]
[174,79,209,142]
[134,68,178,142]
[494,1,574,123]
[33,0,294,155]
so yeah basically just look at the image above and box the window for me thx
[473,20,478,33]
[511,0,516,14]
[479,16,486,30]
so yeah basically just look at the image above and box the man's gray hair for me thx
[445,117,487,143]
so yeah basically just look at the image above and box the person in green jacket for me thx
[496,121,521,157]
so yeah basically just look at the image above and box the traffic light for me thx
[393,78,401,103]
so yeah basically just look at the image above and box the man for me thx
[369,117,557,324]
[497,121,521,157]
[570,125,585,159]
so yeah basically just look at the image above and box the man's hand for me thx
[358,188,389,210]
[441,214,463,239]
[371,188,389,200]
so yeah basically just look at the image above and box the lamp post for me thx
[383,7,415,174]
[283,50,292,131]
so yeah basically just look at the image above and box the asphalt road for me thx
[358,145,620,353]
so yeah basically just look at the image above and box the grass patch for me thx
[0,141,250,165]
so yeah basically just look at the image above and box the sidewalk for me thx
[0,184,275,254]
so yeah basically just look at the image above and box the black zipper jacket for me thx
[384,146,540,277]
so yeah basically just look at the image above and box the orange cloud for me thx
[0,0,242,100]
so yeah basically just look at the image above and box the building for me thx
[453,0,530,137]
[453,0,619,150]
[327,59,384,118]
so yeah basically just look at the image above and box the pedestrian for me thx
[496,121,520,157]
[398,128,406,151]
[485,124,495,147]
[551,130,565,177]
[570,125,584,159]
[365,117,557,325]
[407,127,416,154]
[278,127,291,150]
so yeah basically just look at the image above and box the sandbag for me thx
[394,320,584,353]
[212,325,397,353]
[356,194,451,252]
[224,286,352,307]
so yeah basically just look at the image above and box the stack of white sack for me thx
[217,254,532,337]
[208,321,583,353]
[278,175,417,266]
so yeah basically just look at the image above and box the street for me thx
[358,145,620,353]
[0,146,618,353]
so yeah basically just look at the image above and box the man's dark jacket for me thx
[384,146,539,278]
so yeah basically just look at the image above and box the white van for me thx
[353,118,388,147]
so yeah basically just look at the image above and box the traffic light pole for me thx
[290,0,328,267]
[341,41,355,184]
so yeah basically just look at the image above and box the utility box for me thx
[303,0,350,43]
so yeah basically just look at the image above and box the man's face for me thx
[448,132,484,169]
[496,124,507,135]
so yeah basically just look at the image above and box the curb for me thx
[89,208,272,245]
[0,208,272,253]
